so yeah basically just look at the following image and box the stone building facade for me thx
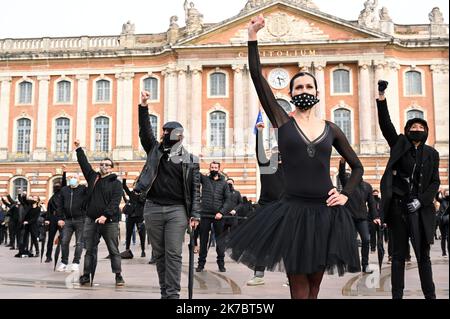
[0,0,448,202]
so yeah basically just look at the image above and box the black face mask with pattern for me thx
[291,93,320,111]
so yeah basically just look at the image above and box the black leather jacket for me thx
[134,105,201,220]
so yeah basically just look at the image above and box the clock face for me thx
[268,68,289,89]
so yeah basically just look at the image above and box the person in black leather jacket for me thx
[135,90,200,299]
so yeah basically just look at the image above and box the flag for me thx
[253,110,264,134]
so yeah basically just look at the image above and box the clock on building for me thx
[268,68,289,89]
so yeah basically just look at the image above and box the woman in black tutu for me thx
[222,15,364,299]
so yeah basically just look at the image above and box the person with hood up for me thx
[376,80,440,299]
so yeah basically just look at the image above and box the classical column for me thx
[0,77,12,160]
[190,65,203,155]
[313,60,326,120]
[232,64,245,156]
[113,72,134,160]
[75,74,89,148]
[431,64,449,156]
[358,60,374,154]
[33,75,50,161]
[247,70,259,156]
[163,64,178,123]
[177,66,188,130]
[373,61,388,153]
[379,61,401,135]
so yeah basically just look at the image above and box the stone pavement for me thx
[0,230,448,299]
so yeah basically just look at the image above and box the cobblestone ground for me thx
[0,227,448,299]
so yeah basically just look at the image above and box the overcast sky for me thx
[0,0,448,39]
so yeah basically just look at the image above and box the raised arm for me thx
[330,122,364,197]
[139,91,158,153]
[74,140,96,182]
[255,122,269,166]
[248,15,290,128]
[376,80,399,147]
[61,165,67,187]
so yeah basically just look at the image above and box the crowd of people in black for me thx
[0,14,448,300]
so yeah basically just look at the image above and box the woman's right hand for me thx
[248,14,265,41]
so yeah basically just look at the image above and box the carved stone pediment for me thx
[230,12,328,44]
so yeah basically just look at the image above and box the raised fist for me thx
[378,80,388,93]
[255,122,265,130]
[141,91,151,106]
[74,140,80,149]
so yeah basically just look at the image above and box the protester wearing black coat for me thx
[376,81,440,299]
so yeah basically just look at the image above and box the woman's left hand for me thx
[327,188,348,206]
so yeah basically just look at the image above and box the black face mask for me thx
[162,133,179,149]
[291,93,319,111]
[53,185,61,193]
[373,195,380,200]
[407,131,427,143]
[210,170,219,178]
[228,184,234,191]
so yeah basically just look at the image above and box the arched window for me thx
[19,81,32,104]
[405,71,422,95]
[209,111,226,153]
[149,114,158,137]
[57,80,71,103]
[276,99,293,113]
[334,108,352,143]
[55,117,70,153]
[332,69,350,94]
[12,178,28,199]
[209,72,226,96]
[94,117,109,152]
[17,118,31,153]
[143,77,158,100]
[96,79,111,102]
[407,109,424,120]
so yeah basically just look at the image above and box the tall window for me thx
[12,178,28,199]
[276,99,293,113]
[143,77,158,100]
[210,72,226,96]
[149,114,158,137]
[334,108,352,143]
[19,81,32,104]
[405,71,422,95]
[332,69,350,94]
[94,117,109,152]
[57,80,71,103]
[210,111,226,152]
[55,117,70,153]
[96,80,110,102]
[17,118,31,153]
[407,109,424,120]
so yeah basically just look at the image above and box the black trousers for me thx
[439,221,448,256]
[19,223,39,254]
[390,199,435,299]
[8,220,18,248]
[125,216,145,251]
[198,216,225,267]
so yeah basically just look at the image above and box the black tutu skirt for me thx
[221,196,361,275]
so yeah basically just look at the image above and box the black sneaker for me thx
[141,251,146,258]
[218,266,226,272]
[79,275,90,286]
[115,274,125,287]
[45,257,52,263]
[148,257,156,264]
[362,266,373,274]
[195,266,204,272]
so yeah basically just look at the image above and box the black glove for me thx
[378,80,388,93]
[407,198,421,213]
